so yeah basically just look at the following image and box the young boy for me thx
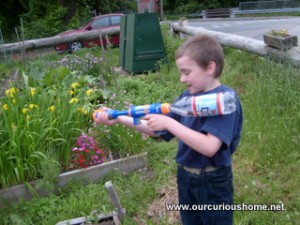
[95,34,243,225]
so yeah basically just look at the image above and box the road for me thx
[187,17,300,41]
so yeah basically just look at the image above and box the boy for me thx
[95,34,243,225]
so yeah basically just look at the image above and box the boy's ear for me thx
[207,61,217,77]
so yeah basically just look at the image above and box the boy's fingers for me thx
[101,106,110,110]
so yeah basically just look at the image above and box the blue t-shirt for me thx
[161,85,243,168]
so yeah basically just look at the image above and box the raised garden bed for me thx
[263,34,298,50]
[0,152,148,206]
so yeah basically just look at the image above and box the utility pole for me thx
[160,0,164,20]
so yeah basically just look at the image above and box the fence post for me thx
[0,29,7,61]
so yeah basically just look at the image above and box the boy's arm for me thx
[94,111,158,137]
[145,114,223,157]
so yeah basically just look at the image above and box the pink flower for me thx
[69,134,106,169]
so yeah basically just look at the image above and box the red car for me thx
[54,13,124,52]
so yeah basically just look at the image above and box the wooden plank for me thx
[171,22,300,68]
[105,181,125,219]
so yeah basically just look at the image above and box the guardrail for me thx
[232,7,300,15]
[182,4,300,19]
[239,0,300,10]
[202,8,232,18]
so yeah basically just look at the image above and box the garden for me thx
[0,26,300,224]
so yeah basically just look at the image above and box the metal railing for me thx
[239,0,300,10]
[178,0,300,19]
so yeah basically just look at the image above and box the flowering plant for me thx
[268,29,290,37]
[69,133,105,169]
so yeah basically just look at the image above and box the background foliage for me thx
[1,0,244,41]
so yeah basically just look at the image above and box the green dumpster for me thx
[119,12,166,74]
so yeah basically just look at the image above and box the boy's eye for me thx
[180,69,190,75]
[183,71,190,76]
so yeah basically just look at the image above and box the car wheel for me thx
[68,41,83,53]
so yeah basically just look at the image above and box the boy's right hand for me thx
[93,107,119,126]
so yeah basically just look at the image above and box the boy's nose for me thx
[180,75,187,83]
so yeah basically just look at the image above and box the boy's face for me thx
[176,55,218,94]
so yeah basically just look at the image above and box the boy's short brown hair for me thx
[175,34,224,78]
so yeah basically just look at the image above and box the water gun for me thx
[92,103,171,125]
[92,92,236,125]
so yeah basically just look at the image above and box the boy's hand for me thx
[93,107,119,126]
[144,114,170,132]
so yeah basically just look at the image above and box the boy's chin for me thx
[188,88,201,95]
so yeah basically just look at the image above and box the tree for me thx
[0,0,240,41]
[0,0,27,40]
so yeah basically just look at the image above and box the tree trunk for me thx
[59,0,77,25]
[171,22,300,69]
[0,27,120,53]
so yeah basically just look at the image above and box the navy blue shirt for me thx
[161,85,243,168]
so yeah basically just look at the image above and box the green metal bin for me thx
[119,12,166,74]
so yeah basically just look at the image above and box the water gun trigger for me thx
[133,117,141,125]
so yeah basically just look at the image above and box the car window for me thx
[90,19,100,29]
[91,17,110,29]
[111,16,121,26]
[99,17,110,28]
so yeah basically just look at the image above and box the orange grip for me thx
[92,109,104,121]
[161,103,171,114]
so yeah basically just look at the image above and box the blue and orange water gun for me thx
[93,92,237,124]
[92,103,171,125]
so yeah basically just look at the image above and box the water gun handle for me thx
[128,103,170,134]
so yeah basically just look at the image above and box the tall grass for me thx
[222,48,300,224]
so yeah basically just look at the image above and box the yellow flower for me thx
[30,88,36,97]
[22,108,29,114]
[69,98,78,104]
[5,87,17,98]
[68,90,74,95]
[78,107,88,114]
[86,89,93,96]
[270,28,289,37]
[12,123,17,131]
[2,104,8,111]
[29,104,38,109]
[48,105,55,112]
[13,99,16,104]
[71,82,80,89]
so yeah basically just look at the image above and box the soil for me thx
[135,177,181,225]
[95,218,115,225]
